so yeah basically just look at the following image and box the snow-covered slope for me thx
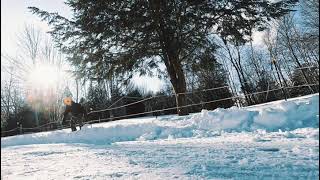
[1,94,319,180]
[1,94,318,147]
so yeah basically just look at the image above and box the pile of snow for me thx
[1,94,318,147]
[188,93,319,132]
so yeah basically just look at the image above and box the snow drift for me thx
[1,94,319,147]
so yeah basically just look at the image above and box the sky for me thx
[1,0,71,55]
[1,0,164,94]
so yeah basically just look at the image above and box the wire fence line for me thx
[87,85,230,115]
[1,65,318,136]
[106,96,144,108]
[21,122,58,130]
[87,78,318,117]
[20,120,72,130]
[1,127,18,133]
[82,83,319,125]
[2,82,317,135]
[85,65,319,116]
[294,65,319,70]
[1,120,72,133]
[88,96,155,114]
[61,83,319,126]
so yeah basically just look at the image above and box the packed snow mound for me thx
[188,94,319,131]
[1,94,318,147]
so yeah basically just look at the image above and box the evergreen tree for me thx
[254,71,281,103]
[29,0,298,115]
[125,88,145,118]
[289,63,319,96]
[62,86,73,99]
[187,46,234,111]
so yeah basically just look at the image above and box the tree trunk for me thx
[172,66,188,116]
[76,79,79,103]
[273,61,288,99]
[162,54,189,116]
[149,0,188,116]
[223,40,254,105]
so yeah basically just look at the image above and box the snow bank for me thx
[1,94,318,147]
[188,93,319,131]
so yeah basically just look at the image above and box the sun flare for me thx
[25,63,69,106]
[27,64,62,88]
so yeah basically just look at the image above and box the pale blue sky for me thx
[1,0,164,93]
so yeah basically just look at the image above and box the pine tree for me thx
[187,46,234,111]
[29,0,298,115]
[290,63,319,96]
[62,86,73,99]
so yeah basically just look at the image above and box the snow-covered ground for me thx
[1,94,319,179]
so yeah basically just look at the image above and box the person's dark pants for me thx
[70,114,84,131]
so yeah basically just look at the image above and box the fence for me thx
[1,65,319,137]
[2,81,318,137]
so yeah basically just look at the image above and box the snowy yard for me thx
[1,94,319,179]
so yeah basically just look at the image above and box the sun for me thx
[25,63,68,106]
[27,63,63,89]
[28,64,58,87]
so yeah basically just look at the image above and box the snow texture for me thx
[1,94,319,179]
[1,94,318,147]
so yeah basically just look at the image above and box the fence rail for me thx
[82,83,319,125]
[1,127,18,133]
[2,64,319,136]
[88,85,231,115]
[2,82,318,136]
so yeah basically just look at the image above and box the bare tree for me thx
[263,29,290,97]
[17,24,42,65]
[276,15,315,93]
[219,39,256,105]
[2,24,73,128]
[300,0,319,37]
[1,66,24,131]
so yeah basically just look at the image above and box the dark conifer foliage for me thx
[29,0,298,115]
[185,43,234,112]
[289,63,319,96]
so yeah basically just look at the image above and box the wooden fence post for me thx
[19,123,23,134]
